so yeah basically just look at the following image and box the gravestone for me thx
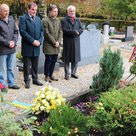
[14,35,21,80]
[82,23,86,29]
[103,25,109,44]
[87,24,97,30]
[14,58,19,80]
[123,26,134,42]
[109,27,115,35]
[79,29,101,66]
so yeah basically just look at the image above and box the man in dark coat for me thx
[42,4,62,83]
[19,2,43,88]
[61,5,83,80]
[0,4,20,92]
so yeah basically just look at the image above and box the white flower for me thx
[50,94,55,99]
[41,93,45,98]
[46,94,52,100]
[44,101,50,107]
[41,99,47,104]
[99,102,103,106]
[56,99,62,105]
[40,106,45,111]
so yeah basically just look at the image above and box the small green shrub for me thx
[92,47,124,94]
[0,92,37,136]
[130,63,136,74]
[88,84,136,136]
[39,104,89,136]
[16,52,23,61]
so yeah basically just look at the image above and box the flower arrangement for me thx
[31,85,65,115]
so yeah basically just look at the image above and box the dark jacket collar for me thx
[25,13,31,19]
[24,13,37,20]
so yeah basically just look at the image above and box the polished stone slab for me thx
[79,29,101,66]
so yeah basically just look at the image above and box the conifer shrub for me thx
[92,47,124,94]
[39,104,89,136]
[88,84,136,136]
[130,63,136,74]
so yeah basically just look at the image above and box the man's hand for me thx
[75,30,79,35]
[55,41,59,48]
[33,40,40,46]
[9,41,15,48]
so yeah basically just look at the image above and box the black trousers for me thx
[23,56,39,84]
[44,54,58,77]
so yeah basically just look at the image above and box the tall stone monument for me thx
[103,25,109,44]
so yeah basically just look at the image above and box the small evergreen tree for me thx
[92,47,124,94]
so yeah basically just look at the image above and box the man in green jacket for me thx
[42,4,62,82]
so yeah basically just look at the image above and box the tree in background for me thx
[0,0,13,5]
[1,0,136,20]
[101,0,136,19]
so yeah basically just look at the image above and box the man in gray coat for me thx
[0,4,20,92]
[61,5,83,80]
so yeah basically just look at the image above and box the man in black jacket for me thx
[61,5,83,80]
[0,4,20,92]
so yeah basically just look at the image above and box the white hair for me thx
[0,4,9,11]
[67,5,76,12]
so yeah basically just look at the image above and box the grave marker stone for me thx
[123,26,134,42]
[79,29,101,66]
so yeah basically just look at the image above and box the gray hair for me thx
[0,4,9,11]
[67,5,75,12]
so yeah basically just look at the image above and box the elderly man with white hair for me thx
[61,5,83,80]
[0,4,20,92]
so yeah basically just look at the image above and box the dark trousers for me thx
[44,54,58,77]
[23,56,39,84]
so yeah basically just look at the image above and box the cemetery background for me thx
[0,1,136,135]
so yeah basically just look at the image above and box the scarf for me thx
[71,16,75,23]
